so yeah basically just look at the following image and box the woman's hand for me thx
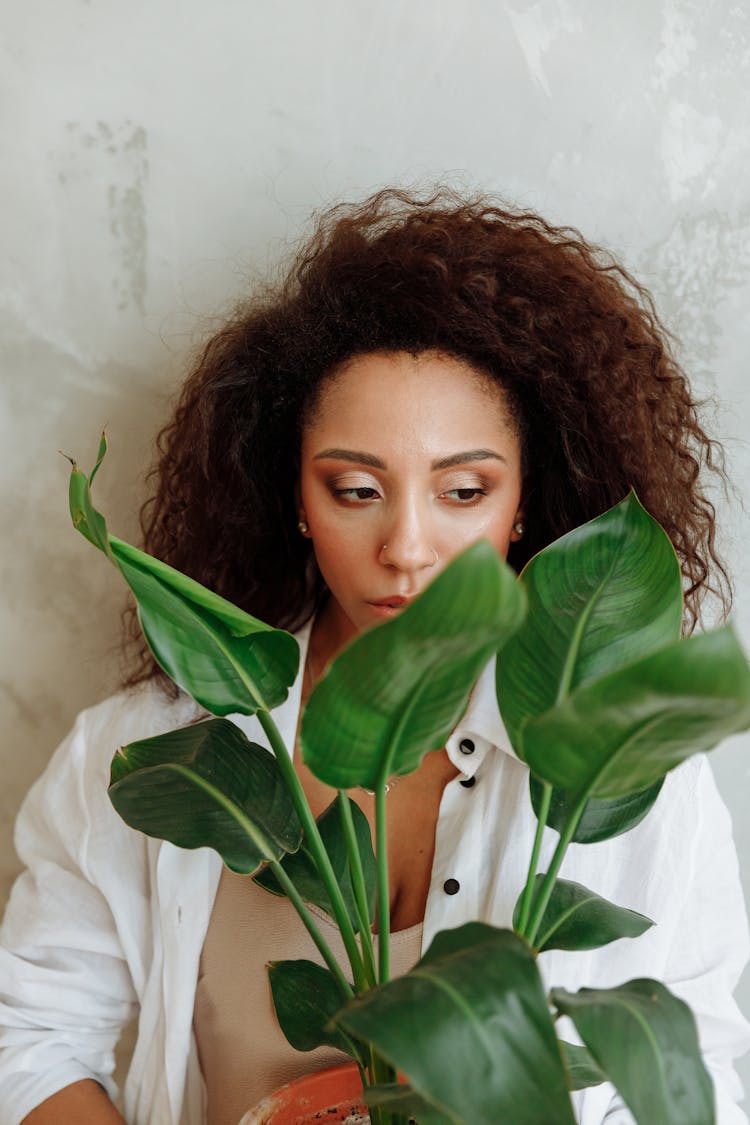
[21,1079,127,1124]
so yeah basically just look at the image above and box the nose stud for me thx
[380,544,439,564]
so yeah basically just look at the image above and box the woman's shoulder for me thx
[658,751,715,812]
[34,680,202,805]
[73,679,201,750]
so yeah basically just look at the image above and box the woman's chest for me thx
[296,743,461,931]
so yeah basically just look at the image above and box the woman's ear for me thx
[294,484,311,537]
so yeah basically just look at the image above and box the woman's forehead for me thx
[301,350,521,461]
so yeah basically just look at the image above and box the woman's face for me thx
[298,350,524,652]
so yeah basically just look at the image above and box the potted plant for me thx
[66,434,750,1125]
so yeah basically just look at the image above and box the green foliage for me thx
[553,981,715,1125]
[364,1084,455,1124]
[496,491,683,757]
[512,876,653,953]
[68,441,298,715]
[558,1041,606,1091]
[111,538,299,715]
[529,774,665,844]
[110,719,301,873]
[68,442,744,1124]
[254,795,376,933]
[335,924,576,1125]
[302,539,525,790]
[267,960,356,1056]
[523,627,750,799]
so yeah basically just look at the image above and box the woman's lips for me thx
[366,596,412,616]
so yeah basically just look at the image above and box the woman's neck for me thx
[307,597,357,684]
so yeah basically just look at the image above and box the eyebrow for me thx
[312,447,507,469]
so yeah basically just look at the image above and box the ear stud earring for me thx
[513,520,525,536]
[298,519,309,535]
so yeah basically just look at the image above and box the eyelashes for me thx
[330,485,488,506]
[443,487,487,503]
[332,486,380,501]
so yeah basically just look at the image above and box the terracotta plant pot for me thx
[238,1061,370,1124]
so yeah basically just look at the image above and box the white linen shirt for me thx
[1,620,749,1125]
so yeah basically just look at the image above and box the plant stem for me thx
[369,687,425,986]
[366,1051,403,1125]
[267,857,353,1001]
[375,782,391,983]
[257,709,369,992]
[338,791,378,986]
[516,780,552,936]
[526,790,589,948]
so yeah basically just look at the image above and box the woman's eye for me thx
[443,487,487,503]
[333,486,380,501]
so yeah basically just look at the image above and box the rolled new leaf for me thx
[109,718,302,872]
[267,960,356,1057]
[302,541,525,791]
[67,432,115,560]
[523,626,750,799]
[67,438,298,715]
[334,923,576,1125]
[529,774,665,844]
[552,980,715,1125]
[512,877,653,953]
[496,491,683,757]
[254,795,376,933]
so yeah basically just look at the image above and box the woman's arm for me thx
[600,756,750,1125]
[21,1080,126,1124]
[0,702,142,1125]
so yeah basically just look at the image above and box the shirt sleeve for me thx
[0,705,140,1125]
[604,755,750,1125]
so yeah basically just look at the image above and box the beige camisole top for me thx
[194,864,424,1125]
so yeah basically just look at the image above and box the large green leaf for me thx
[302,542,525,790]
[496,492,682,757]
[512,877,653,953]
[523,626,750,798]
[109,718,302,872]
[335,923,576,1125]
[267,960,356,1057]
[559,1041,606,1091]
[529,774,665,844]
[111,539,298,715]
[67,441,298,715]
[552,980,715,1125]
[254,795,376,933]
[365,1083,456,1123]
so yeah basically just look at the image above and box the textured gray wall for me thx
[3,0,749,1103]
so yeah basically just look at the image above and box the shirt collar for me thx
[445,656,519,777]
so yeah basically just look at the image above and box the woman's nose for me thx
[378,504,438,573]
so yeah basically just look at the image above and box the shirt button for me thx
[460,776,476,788]
[459,738,475,755]
[443,878,460,895]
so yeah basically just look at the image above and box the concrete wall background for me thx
[2,0,749,1103]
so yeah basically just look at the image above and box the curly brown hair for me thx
[124,185,730,689]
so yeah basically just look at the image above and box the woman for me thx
[1,187,748,1124]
